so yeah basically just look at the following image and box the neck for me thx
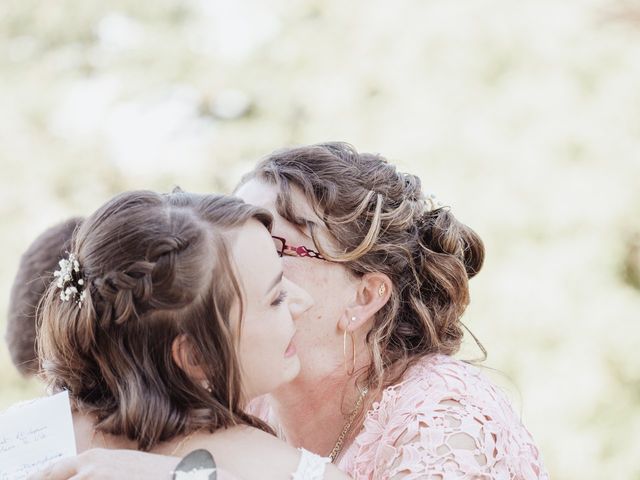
[267,367,365,459]
[72,410,138,452]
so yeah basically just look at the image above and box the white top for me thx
[291,448,331,480]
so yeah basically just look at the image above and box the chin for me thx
[283,355,302,384]
[253,357,302,396]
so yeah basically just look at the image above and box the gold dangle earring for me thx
[343,316,357,376]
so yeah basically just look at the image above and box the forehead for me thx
[235,179,321,228]
[229,219,281,296]
[237,179,357,282]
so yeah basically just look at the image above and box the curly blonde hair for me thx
[240,142,485,390]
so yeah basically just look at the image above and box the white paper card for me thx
[0,391,76,480]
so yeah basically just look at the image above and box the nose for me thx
[283,277,313,319]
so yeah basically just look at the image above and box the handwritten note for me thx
[0,391,76,480]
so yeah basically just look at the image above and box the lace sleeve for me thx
[291,448,331,480]
[347,357,548,480]
[373,395,546,479]
[380,397,507,479]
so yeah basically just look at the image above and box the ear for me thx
[171,334,207,382]
[339,273,392,332]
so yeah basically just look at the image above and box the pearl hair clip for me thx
[423,193,445,213]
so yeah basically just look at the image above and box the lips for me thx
[284,336,297,358]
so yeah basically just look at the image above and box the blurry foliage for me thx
[622,232,640,290]
[1,0,640,479]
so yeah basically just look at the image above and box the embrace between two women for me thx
[21,142,548,479]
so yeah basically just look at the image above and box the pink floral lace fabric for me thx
[337,354,549,480]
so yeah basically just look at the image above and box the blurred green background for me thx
[1,0,639,478]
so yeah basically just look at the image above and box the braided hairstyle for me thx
[38,189,273,450]
[241,142,485,390]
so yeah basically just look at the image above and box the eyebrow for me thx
[266,271,284,295]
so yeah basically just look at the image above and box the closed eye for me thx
[271,291,288,307]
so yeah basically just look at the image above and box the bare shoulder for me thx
[182,426,298,480]
[185,426,350,480]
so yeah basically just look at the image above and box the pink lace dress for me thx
[337,355,548,479]
[252,354,548,480]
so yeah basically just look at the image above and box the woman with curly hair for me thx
[35,143,548,479]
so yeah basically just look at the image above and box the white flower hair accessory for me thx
[53,252,86,306]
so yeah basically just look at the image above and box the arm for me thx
[27,449,181,480]
[186,425,351,480]
[391,401,490,479]
[369,398,497,480]
[28,428,352,480]
[27,449,246,480]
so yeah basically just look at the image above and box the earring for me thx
[378,284,386,297]
[343,319,357,376]
[201,380,212,393]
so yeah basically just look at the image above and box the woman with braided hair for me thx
[35,143,548,479]
[34,189,351,479]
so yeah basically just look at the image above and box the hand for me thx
[27,448,180,480]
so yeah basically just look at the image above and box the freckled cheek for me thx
[281,259,317,284]
[282,261,332,300]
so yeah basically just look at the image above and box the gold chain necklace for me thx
[328,387,368,463]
